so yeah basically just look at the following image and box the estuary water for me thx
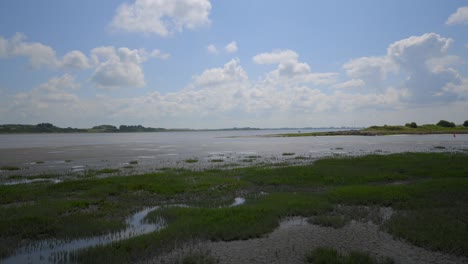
[0,129,466,178]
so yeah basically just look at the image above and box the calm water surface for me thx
[0,129,466,177]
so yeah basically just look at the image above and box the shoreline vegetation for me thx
[0,152,467,263]
[1,120,467,136]
[264,120,468,137]
[0,123,263,134]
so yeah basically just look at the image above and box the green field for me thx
[0,152,467,263]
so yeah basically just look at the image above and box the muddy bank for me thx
[150,217,467,264]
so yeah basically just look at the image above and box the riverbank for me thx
[1,152,467,263]
[263,125,468,137]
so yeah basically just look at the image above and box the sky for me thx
[0,0,468,129]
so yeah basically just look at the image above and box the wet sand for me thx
[1,132,467,180]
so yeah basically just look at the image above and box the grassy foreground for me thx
[0,152,467,263]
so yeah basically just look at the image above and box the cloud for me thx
[253,49,298,64]
[333,79,365,89]
[12,74,80,113]
[387,33,453,68]
[37,74,80,92]
[150,49,171,59]
[446,6,468,25]
[342,33,462,103]
[0,33,58,68]
[91,47,152,89]
[111,0,212,36]
[254,49,339,86]
[343,56,396,89]
[192,58,247,87]
[224,41,238,53]
[206,44,218,54]
[61,50,91,69]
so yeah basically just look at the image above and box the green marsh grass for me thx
[96,168,120,174]
[0,166,20,171]
[1,152,467,262]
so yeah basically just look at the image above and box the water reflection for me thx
[2,197,246,264]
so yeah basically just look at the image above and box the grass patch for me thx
[129,160,138,165]
[294,156,308,160]
[282,152,295,156]
[1,152,468,261]
[0,166,20,171]
[210,159,224,163]
[305,247,394,264]
[185,159,199,163]
[123,166,134,169]
[310,214,348,229]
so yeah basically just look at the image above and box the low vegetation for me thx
[0,152,467,263]
[0,166,20,171]
[269,121,468,137]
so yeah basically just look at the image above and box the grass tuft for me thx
[0,166,20,171]
[96,169,120,174]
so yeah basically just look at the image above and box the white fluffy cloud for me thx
[111,0,212,36]
[254,49,339,86]
[91,46,163,89]
[343,33,462,103]
[224,41,238,53]
[0,33,170,89]
[61,50,91,69]
[0,33,58,68]
[206,44,218,54]
[343,56,396,89]
[193,58,247,87]
[12,74,80,114]
[446,6,468,25]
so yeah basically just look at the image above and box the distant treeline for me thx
[0,123,261,134]
[0,123,180,133]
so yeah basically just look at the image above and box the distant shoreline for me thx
[262,125,468,137]
[0,123,356,134]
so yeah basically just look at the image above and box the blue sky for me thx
[1,0,467,128]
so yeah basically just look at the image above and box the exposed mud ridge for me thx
[148,217,467,264]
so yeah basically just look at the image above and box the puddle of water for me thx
[229,197,245,207]
[2,178,62,186]
[137,156,156,159]
[70,165,85,173]
[2,197,247,264]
